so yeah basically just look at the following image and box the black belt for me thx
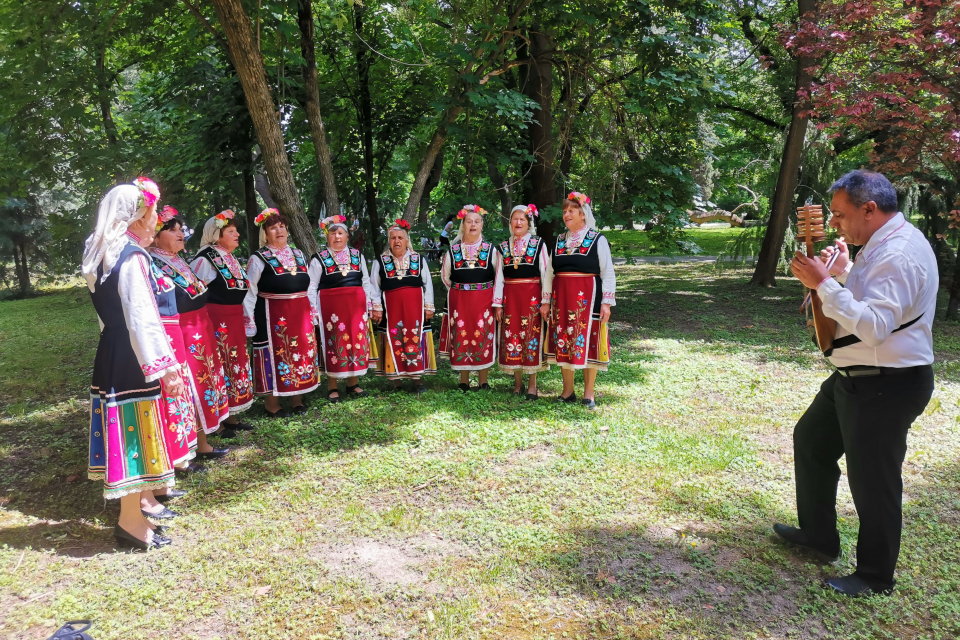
[823,313,923,357]
[836,365,928,378]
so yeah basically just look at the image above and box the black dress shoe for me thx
[114,525,170,550]
[178,461,207,474]
[825,574,894,597]
[772,523,840,561]
[227,421,254,431]
[581,398,597,409]
[197,447,230,460]
[477,383,491,390]
[327,389,341,404]
[557,393,577,404]
[148,524,169,536]
[214,427,238,440]
[141,507,178,520]
[155,489,187,503]
[291,404,308,415]
[458,383,471,393]
[514,390,525,397]
[266,407,292,418]
[526,393,539,401]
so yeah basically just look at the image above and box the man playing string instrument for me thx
[782,170,938,597]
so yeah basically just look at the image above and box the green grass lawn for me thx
[2,265,960,639]
[603,225,750,257]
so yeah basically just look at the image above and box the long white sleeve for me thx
[539,243,553,304]
[597,235,617,306]
[440,250,452,290]
[190,255,219,285]
[307,256,323,324]
[360,259,375,312]
[369,257,383,312]
[243,255,264,336]
[492,248,504,307]
[421,259,435,310]
[118,253,178,382]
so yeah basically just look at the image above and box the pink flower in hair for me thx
[134,177,161,209]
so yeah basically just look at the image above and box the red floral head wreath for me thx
[319,214,347,232]
[456,204,488,220]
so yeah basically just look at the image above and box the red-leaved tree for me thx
[791,0,960,316]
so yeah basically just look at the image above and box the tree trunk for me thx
[947,254,960,320]
[297,0,340,220]
[15,239,30,295]
[487,159,513,221]
[750,0,817,287]
[403,106,465,222]
[243,168,259,250]
[354,5,382,255]
[209,0,317,255]
[524,29,558,243]
[418,148,445,225]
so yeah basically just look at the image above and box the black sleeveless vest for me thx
[253,246,310,295]
[149,260,178,318]
[448,240,495,285]
[311,247,363,290]
[499,236,544,280]
[150,254,208,314]
[376,252,425,292]
[192,246,249,305]
[551,228,604,314]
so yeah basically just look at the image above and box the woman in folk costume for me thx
[82,178,183,549]
[439,204,504,391]
[308,214,377,403]
[544,192,616,409]
[497,204,551,400]
[244,209,319,417]
[370,219,437,394]
[190,210,255,431]
[148,209,233,460]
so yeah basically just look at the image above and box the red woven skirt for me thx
[377,286,436,378]
[498,278,548,373]
[317,286,373,379]
[545,272,610,371]
[160,317,198,466]
[253,293,320,396]
[440,285,497,371]
[206,303,254,413]
[178,308,230,433]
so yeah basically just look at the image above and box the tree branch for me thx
[181,0,233,61]
[716,102,786,129]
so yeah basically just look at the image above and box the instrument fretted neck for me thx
[796,204,835,354]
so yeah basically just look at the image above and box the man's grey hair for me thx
[828,170,898,213]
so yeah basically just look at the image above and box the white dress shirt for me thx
[817,212,938,368]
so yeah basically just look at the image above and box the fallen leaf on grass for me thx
[255,586,272,596]
[66,475,79,483]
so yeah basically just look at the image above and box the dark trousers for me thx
[794,366,933,586]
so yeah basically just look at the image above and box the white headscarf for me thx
[510,204,537,236]
[199,216,222,249]
[565,192,596,230]
[81,184,148,291]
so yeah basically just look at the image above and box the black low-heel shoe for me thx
[155,489,187,503]
[266,407,292,418]
[458,383,471,393]
[291,404,308,415]
[114,525,170,550]
[327,389,341,404]
[557,393,577,404]
[345,384,368,398]
[197,447,230,460]
[477,383,491,390]
[227,421,255,431]
[148,524,169,536]
[526,393,539,401]
[213,427,238,440]
[581,398,596,409]
[141,507,179,520]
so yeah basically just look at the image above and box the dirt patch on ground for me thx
[314,535,472,587]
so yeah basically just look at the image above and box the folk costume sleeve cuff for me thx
[307,257,323,325]
[421,259,435,310]
[243,255,264,337]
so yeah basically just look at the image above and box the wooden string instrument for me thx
[796,204,836,354]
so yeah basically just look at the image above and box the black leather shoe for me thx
[581,398,597,409]
[557,393,577,404]
[345,384,368,398]
[114,525,170,550]
[197,447,230,460]
[291,404,308,415]
[266,407,292,418]
[514,390,525,397]
[178,461,207,474]
[227,421,254,431]
[477,383,491,390]
[327,389,341,404]
[148,524,169,536]
[214,427,238,440]
[825,574,893,597]
[526,393,539,401]
[141,507,178,520]
[458,383,471,393]
[772,523,840,561]
[155,489,187,503]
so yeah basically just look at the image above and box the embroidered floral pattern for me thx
[451,241,491,269]
[552,291,589,361]
[324,314,370,370]
[260,246,307,275]
[142,355,176,377]
[214,322,253,402]
[502,296,543,366]
[319,248,361,275]
[451,308,495,364]
[151,255,206,298]
[272,317,317,387]
[187,336,228,412]
[500,236,541,268]
[556,228,599,256]
[382,252,421,278]
[209,248,248,290]
[390,319,423,368]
